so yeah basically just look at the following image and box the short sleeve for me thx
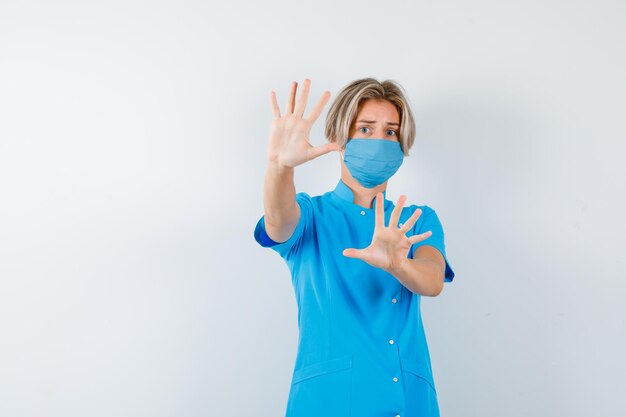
[253,192,313,261]
[408,206,455,283]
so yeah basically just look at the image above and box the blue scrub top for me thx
[254,179,455,417]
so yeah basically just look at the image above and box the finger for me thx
[399,207,422,234]
[269,91,280,119]
[389,195,406,229]
[285,81,297,114]
[304,90,331,123]
[408,230,432,245]
[306,142,342,161]
[343,247,365,259]
[293,78,311,117]
[375,192,384,228]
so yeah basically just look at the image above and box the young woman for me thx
[254,78,455,417]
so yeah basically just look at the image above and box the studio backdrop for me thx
[0,1,624,416]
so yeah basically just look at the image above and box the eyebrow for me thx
[356,119,400,126]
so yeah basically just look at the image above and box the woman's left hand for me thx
[342,193,432,272]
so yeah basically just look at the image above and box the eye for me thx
[387,129,398,136]
[359,126,370,134]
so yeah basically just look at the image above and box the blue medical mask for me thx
[342,138,404,188]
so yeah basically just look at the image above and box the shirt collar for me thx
[331,179,387,209]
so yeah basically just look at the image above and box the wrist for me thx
[267,159,294,176]
[385,257,409,276]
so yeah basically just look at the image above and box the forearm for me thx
[384,257,444,297]
[263,161,299,240]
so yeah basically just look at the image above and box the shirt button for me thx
[360,210,365,215]
[391,298,398,304]
[392,376,399,383]
[389,339,395,345]
[396,415,401,417]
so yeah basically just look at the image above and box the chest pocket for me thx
[286,354,353,417]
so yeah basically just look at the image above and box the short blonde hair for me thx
[324,78,416,156]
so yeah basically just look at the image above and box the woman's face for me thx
[348,99,400,143]
[340,98,403,193]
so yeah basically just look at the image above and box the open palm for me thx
[342,193,432,271]
[267,79,341,168]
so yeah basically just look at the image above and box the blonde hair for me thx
[324,78,416,156]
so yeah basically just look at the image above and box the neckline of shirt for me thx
[328,179,392,212]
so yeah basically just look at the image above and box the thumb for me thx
[343,248,364,258]
[308,142,342,161]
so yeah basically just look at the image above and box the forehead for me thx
[355,99,399,122]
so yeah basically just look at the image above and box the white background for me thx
[1,1,625,416]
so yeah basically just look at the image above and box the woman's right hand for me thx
[267,79,341,168]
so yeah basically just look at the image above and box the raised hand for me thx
[267,79,342,168]
[342,194,433,272]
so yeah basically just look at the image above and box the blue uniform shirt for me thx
[254,179,455,417]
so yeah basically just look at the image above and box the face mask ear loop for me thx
[341,138,350,162]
